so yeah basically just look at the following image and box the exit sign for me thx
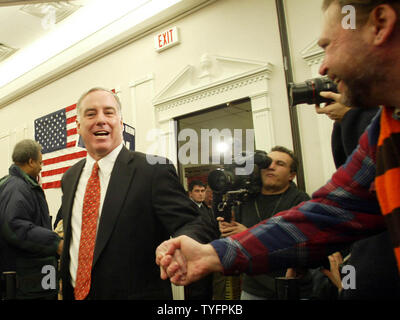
[154,26,180,52]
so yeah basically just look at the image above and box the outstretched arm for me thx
[156,116,384,285]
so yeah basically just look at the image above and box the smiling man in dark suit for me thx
[58,87,212,300]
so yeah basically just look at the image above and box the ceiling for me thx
[0,0,212,108]
[0,0,92,63]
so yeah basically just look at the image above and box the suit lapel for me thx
[93,147,136,266]
[61,159,85,273]
[62,159,86,248]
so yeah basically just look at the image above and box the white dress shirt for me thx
[191,198,203,208]
[69,143,123,287]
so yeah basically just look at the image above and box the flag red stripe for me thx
[42,181,61,189]
[43,150,87,166]
[66,141,76,148]
[67,128,77,136]
[65,104,76,112]
[41,166,71,177]
[67,115,77,124]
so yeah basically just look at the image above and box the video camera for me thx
[288,77,337,107]
[207,150,272,222]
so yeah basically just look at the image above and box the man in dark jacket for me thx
[218,146,311,300]
[188,180,219,240]
[185,180,220,299]
[0,139,63,299]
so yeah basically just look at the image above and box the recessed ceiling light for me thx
[19,1,82,25]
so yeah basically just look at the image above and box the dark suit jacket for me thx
[198,203,220,240]
[331,107,379,168]
[59,147,212,299]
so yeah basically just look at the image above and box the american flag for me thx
[35,104,87,189]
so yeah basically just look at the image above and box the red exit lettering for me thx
[158,29,174,49]
[155,27,179,52]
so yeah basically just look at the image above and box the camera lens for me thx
[254,151,272,169]
[289,77,337,106]
[289,82,313,107]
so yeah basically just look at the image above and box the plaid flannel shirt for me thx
[211,109,386,275]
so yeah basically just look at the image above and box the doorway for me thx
[175,97,254,190]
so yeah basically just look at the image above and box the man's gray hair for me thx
[12,139,42,164]
[76,87,122,119]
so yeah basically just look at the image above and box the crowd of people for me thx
[156,0,400,300]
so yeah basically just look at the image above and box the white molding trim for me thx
[153,54,273,121]
[300,39,336,187]
[156,71,271,113]
[129,73,155,88]
[301,39,325,66]
[152,54,275,162]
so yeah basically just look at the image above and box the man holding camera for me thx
[218,146,310,300]
[156,0,400,299]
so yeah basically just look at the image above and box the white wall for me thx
[0,0,334,217]
[285,0,336,193]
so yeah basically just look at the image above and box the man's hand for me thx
[155,235,223,286]
[315,91,351,121]
[57,239,64,256]
[217,217,247,237]
[321,251,344,292]
[156,241,187,281]
[55,220,63,238]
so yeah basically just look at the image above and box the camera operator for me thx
[218,146,310,300]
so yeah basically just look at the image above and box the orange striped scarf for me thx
[376,107,400,274]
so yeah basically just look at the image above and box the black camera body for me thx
[288,77,337,107]
[207,150,272,222]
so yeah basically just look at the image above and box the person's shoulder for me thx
[128,150,174,168]
[297,189,311,201]
[68,157,86,172]
[2,175,20,190]
[289,183,310,201]
[1,175,30,200]
[62,158,86,181]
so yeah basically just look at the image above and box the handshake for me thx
[155,236,223,285]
